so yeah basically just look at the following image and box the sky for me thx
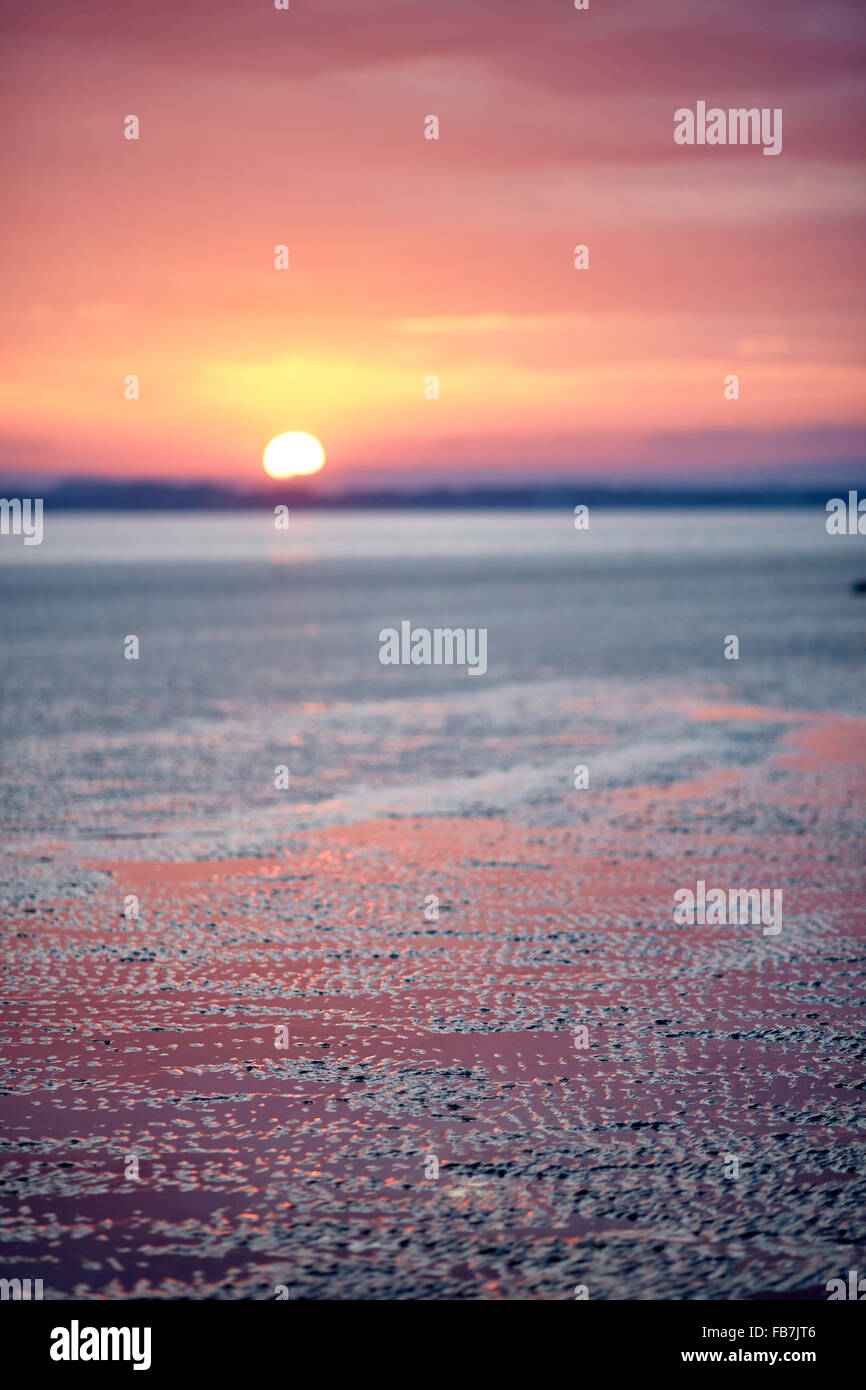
[1,0,864,491]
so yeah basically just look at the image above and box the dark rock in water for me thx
[851,579,866,593]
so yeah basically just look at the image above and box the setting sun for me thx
[263,432,326,479]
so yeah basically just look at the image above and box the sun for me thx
[263,432,325,479]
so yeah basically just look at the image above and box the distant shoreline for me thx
[3,479,861,511]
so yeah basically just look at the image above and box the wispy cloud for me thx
[396,313,588,335]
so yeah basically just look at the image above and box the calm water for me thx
[1,508,864,852]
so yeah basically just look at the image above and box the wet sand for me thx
[2,702,863,1299]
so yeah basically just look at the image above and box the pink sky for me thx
[1,0,864,489]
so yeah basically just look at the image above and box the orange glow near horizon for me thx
[0,2,864,488]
